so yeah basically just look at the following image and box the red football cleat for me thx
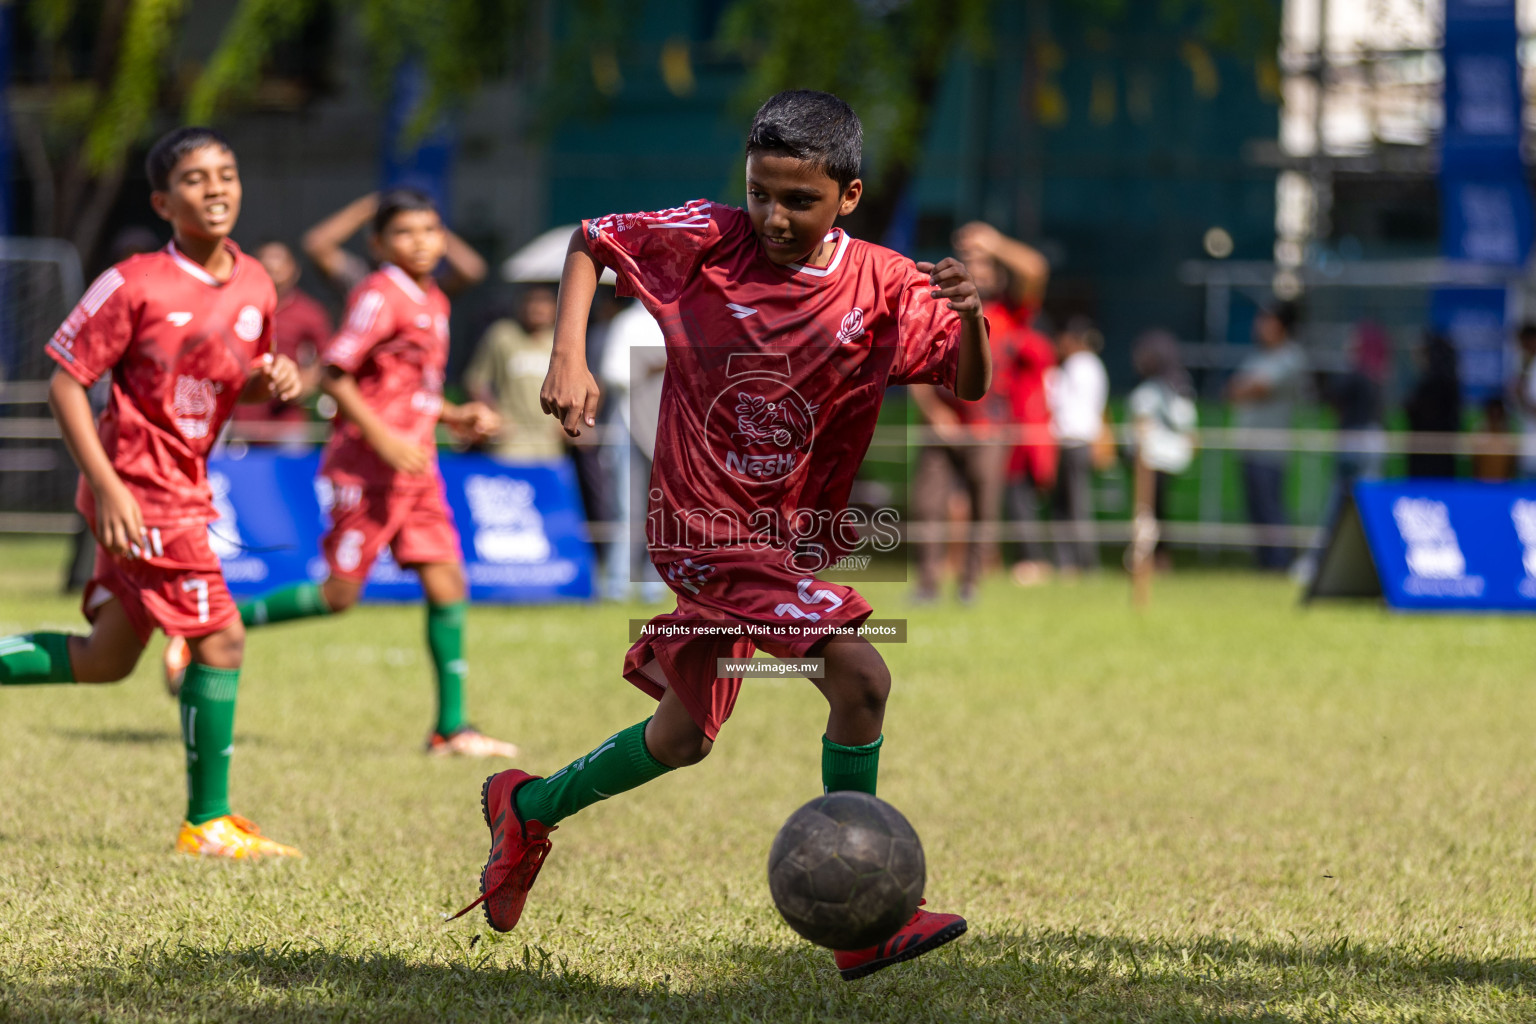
[448,769,555,933]
[832,900,967,981]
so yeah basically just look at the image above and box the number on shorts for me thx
[182,578,210,623]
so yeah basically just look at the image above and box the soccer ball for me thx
[767,791,925,950]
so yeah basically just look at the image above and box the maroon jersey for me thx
[320,265,449,493]
[584,200,964,568]
[47,241,276,527]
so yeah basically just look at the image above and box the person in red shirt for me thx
[0,127,304,860]
[228,240,329,445]
[907,223,1053,600]
[451,91,990,981]
[950,222,1057,586]
[170,191,517,759]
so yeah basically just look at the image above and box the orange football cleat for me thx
[176,814,302,860]
[426,725,519,759]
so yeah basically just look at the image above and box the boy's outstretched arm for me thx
[320,366,431,475]
[917,257,991,401]
[49,370,144,558]
[539,228,604,437]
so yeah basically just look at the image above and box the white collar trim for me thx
[788,229,849,278]
[166,241,229,286]
[383,263,428,304]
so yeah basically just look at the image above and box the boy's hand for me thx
[540,356,601,437]
[93,479,148,559]
[448,401,502,443]
[255,354,304,403]
[917,258,982,320]
[374,431,432,475]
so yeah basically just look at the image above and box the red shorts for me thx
[622,553,873,741]
[322,480,461,582]
[82,522,239,645]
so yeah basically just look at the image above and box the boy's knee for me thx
[827,648,890,712]
[321,579,359,612]
[649,731,713,769]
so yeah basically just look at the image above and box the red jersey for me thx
[943,298,1057,484]
[233,286,330,424]
[46,241,276,527]
[319,265,449,493]
[584,200,965,568]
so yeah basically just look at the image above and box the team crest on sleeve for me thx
[234,305,263,342]
[836,308,866,345]
[706,354,817,484]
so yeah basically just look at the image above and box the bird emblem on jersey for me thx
[732,392,814,450]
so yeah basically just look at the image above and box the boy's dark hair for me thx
[373,188,439,234]
[1266,300,1300,334]
[745,90,862,190]
[145,126,235,192]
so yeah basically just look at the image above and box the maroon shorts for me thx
[622,553,873,741]
[82,522,239,644]
[322,480,462,582]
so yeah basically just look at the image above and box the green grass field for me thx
[3,536,1536,1022]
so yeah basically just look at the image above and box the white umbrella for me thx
[501,224,617,285]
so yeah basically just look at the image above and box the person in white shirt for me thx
[1047,317,1109,572]
[1127,330,1198,571]
[597,300,667,602]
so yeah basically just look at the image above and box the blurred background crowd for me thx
[3,0,1535,601]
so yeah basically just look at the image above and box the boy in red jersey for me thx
[181,190,518,758]
[0,127,304,859]
[453,91,991,980]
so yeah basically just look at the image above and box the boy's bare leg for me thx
[643,686,713,767]
[813,636,890,748]
[69,598,147,683]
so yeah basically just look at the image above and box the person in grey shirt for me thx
[1227,302,1306,570]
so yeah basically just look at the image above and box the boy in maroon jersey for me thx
[0,127,304,859]
[453,91,991,980]
[179,190,518,758]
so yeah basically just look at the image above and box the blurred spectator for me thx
[1471,397,1517,482]
[229,240,327,447]
[1517,324,1536,477]
[64,226,160,592]
[302,192,487,297]
[1404,333,1462,479]
[1127,330,1197,571]
[597,299,667,603]
[1227,301,1306,571]
[1300,321,1389,582]
[1047,316,1108,574]
[464,285,566,460]
[949,221,1058,589]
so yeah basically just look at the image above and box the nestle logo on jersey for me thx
[725,451,799,479]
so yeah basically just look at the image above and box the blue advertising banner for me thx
[206,450,594,603]
[1436,0,1531,402]
[1310,479,1536,612]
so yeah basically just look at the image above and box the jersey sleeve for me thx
[46,267,134,387]
[581,200,724,306]
[324,286,395,374]
[889,265,965,389]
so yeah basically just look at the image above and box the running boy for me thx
[0,127,303,859]
[169,190,518,759]
[454,91,991,981]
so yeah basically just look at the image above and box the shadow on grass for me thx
[5,929,1533,1023]
[55,727,268,746]
[55,727,180,745]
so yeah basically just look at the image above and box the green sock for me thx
[514,719,673,826]
[427,601,468,736]
[239,582,330,627]
[0,633,75,684]
[180,664,240,825]
[822,734,883,796]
